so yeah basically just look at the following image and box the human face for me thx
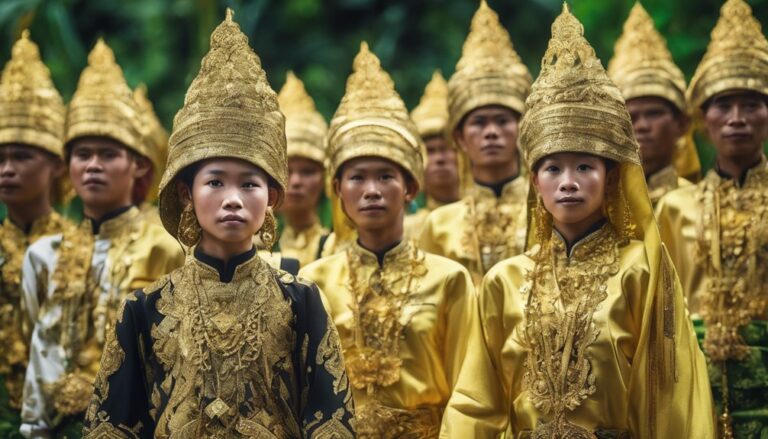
[423,135,459,201]
[534,153,609,238]
[68,137,148,217]
[280,156,324,216]
[0,144,63,206]
[336,157,416,233]
[189,159,275,249]
[627,97,687,175]
[704,91,768,163]
[454,105,520,171]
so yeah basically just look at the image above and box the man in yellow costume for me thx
[133,83,169,223]
[419,0,532,284]
[276,72,329,268]
[0,30,73,438]
[20,39,184,438]
[300,42,475,437]
[405,71,460,239]
[607,2,699,205]
[655,0,768,436]
[441,5,713,438]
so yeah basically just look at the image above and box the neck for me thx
[643,158,673,178]
[283,209,319,232]
[553,214,607,252]
[472,159,519,186]
[84,201,133,222]
[5,197,52,232]
[716,153,764,182]
[357,217,404,255]
[426,184,461,205]
[199,234,254,262]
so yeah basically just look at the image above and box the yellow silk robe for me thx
[300,240,475,437]
[646,164,691,207]
[278,222,328,268]
[441,224,714,438]
[419,178,528,285]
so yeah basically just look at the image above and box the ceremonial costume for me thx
[134,83,169,223]
[82,11,354,438]
[276,72,329,267]
[418,0,532,284]
[20,39,184,437]
[655,0,768,436]
[441,6,713,438]
[0,31,73,437]
[299,43,475,438]
[607,2,697,203]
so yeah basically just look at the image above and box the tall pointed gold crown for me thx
[159,8,287,239]
[277,71,327,164]
[608,2,687,111]
[134,84,168,201]
[520,3,640,169]
[327,42,424,188]
[447,0,532,133]
[688,0,768,112]
[411,70,449,139]
[66,39,147,157]
[0,30,65,157]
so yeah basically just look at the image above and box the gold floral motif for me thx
[522,224,621,437]
[355,403,440,439]
[279,222,328,268]
[84,410,142,439]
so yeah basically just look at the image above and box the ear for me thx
[132,155,151,179]
[605,166,620,193]
[176,180,192,207]
[404,178,419,203]
[332,177,342,196]
[267,186,279,207]
[530,172,540,191]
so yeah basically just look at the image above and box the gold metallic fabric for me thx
[278,222,328,268]
[66,39,146,158]
[0,30,65,158]
[411,71,449,139]
[159,9,288,240]
[687,0,768,113]
[278,71,327,164]
[134,84,168,202]
[647,165,691,206]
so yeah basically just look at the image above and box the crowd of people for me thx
[0,0,766,437]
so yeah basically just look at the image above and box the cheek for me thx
[536,175,559,208]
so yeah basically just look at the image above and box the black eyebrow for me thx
[202,169,262,177]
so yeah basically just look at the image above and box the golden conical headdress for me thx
[159,8,287,239]
[66,39,146,157]
[0,30,65,157]
[447,0,532,133]
[688,0,768,112]
[134,84,168,201]
[520,4,639,170]
[277,71,327,163]
[327,42,424,187]
[411,70,449,139]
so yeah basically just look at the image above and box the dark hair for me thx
[532,153,617,173]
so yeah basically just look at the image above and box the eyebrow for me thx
[203,169,263,177]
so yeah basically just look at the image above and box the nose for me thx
[726,104,747,126]
[288,171,302,189]
[362,180,382,200]
[0,160,16,177]
[85,155,103,173]
[483,122,500,139]
[633,115,650,132]
[558,170,579,193]
[222,189,244,210]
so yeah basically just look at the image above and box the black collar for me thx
[475,174,518,198]
[714,157,763,186]
[357,239,402,267]
[87,205,133,234]
[194,246,257,282]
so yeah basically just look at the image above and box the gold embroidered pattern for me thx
[647,165,682,205]
[279,222,328,268]
[522,224,621,438]
[355,403,440,439]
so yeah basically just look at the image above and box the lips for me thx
[83,178,106,186]
[0,181,20,190]
[359,205,386,213]
[219,214,245,223]
[557,197,583,205]
[723,132,752,140]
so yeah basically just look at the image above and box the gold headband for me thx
[277,71,327,164]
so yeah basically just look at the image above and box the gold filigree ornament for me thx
[158,8,287,243]
[687,0,768,117]
[257,207,277,250]
[411,70,449,139]
[178,203,202,247]
[277,71,327,163]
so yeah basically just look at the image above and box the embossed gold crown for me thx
[0,30,65,157]
[520,3,640,169]
[447,0,532,133]
[277,71,327,164]
[688,0,768,112]
[134,84,168,200]
[411,70,449,139]
[159,8,287,239]
[66,39,146,157]
[327,42,424,188]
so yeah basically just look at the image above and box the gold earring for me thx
[257,207,277,250]
[178,203,202,247]
[535,194,552,244]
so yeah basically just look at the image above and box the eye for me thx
[544,165,559,173]
[576,164,593,172]
[242,181,260,188]
[348,174,363,181]
[381,173,395,181]
[206,179,223,187]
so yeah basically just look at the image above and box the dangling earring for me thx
[257,207,277,250]
[535,194,552,244]
[178,203,202,247]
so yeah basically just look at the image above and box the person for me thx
[419,0,532,284]
[19,38,184,438]
[405,71,460,239]
[0,30,73,438]
[655,0,768,436]
[299,42,475,437]
[607,1,698,205]
[441,6,714,438]
[82,11,355,438]
[275,72,329,268]
[133,83,169,224]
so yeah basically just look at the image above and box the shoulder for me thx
[299,252,347,281]
[426,199,468,221]
[421,250,472,282]
[656,183,699,214]
[484,252,535,285]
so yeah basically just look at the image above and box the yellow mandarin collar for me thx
[352,239,412,268]
[3,210,61,237]
[551,220,615,259]
[282,222,324,247]
[85,206,140,238]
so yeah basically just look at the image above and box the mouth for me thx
[359,205,386,214]
[723,132,752,141]
[481,144,504,153]
[0,182,20,190]
[83,178,106,187]
[219,214,246,224]
[286,191,304,198]
[557,197,584,206]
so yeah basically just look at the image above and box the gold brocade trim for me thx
[522,224,621,437]
[0,211,70,408]
[356,403,440,439]
[696,162,768,362]
[647,165,680,205]
[344,241,427,395]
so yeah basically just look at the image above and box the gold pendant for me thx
[204,397,230,419]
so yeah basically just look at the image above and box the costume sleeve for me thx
[438,265,476,388]
[83,292,154,439]
[625,247,715,438]
[299,283,356,438]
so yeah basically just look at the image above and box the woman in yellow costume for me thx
[299,42,475,437]
[82,10,354,438]
[441,5,713,438]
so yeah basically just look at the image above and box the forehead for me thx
[288,156,323,169]
[626,96,674,111]
[539,152,603,164]
[711,90,767,104]
[342,156,403,173]
[69,136,127,152]
[0,143,45,154]
[466,105,518,119]
[197,158,267,177]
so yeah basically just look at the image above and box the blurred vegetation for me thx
[0,0,767,222]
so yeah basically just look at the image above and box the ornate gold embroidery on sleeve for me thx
[84,410,142,439]
[305,408,355,439]
[316,318,348,395]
